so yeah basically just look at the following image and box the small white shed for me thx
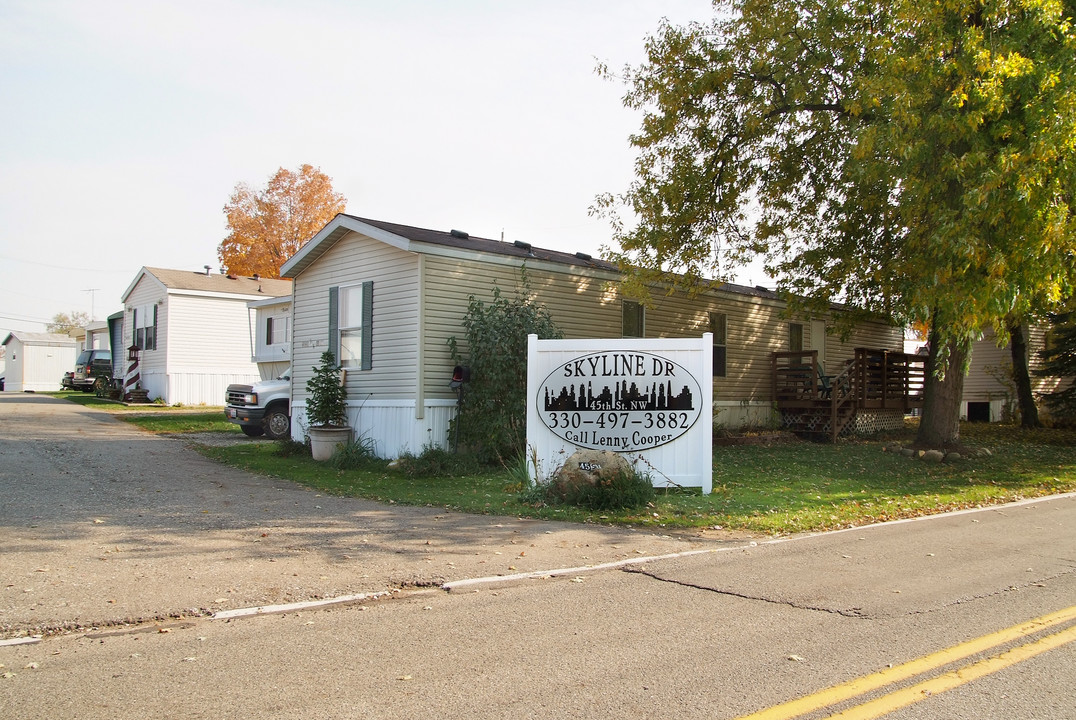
[1,332,79,392]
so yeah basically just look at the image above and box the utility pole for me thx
[83,289,100,321]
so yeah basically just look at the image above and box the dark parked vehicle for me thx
[71,349,113,392]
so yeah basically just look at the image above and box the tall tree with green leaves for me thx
[595,0,1076,448]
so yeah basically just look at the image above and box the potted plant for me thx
[305,350,351,460]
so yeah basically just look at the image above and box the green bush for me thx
[447,269,562,463]
[391,445,486,478]
[523,468,656,511]
[274,436,310,457]
[305,350,348,427]
[328,436,380,470]
[502,449,535,492]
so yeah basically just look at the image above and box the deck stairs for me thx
[772,349,925,442]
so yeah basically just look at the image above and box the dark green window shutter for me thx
[361,281,373,370]
[152,304,158,350]
[328,286,339,362]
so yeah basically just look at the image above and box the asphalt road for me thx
[2,394,1074,719]
[0,394,728,639]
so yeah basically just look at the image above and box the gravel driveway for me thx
[0,395,735,639]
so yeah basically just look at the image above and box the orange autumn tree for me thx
[218,164,347,278]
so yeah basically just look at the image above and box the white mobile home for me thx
[1,332,79,392]
[83,320,110,353]
[281,215,905,457]
[120,267,292,405]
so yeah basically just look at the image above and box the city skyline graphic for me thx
[544,379,694,413]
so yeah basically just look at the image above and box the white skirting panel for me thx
[293,399,458,459]
[154,371,260,406]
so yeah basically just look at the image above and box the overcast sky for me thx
[0,0,729,340]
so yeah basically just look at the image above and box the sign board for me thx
[526,334,713,493]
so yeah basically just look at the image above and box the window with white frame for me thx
[133,305,157,351]
[338,284,364,368]
[265,314,289,346]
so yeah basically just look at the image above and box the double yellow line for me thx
[737,605,1076,720]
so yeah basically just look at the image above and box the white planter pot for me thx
[308,426,352,461]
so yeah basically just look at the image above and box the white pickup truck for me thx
[225,368,291,439]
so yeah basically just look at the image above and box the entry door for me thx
[810,319,826,369]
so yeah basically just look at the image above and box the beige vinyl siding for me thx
[420,254,902,403]
[291,231,420,405]
[964,324,1055,402]
[421,256,622,400]
[643,289,789,401]
[823,320,905,374]
[1029,323,1064,397]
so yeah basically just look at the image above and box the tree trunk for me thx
[1007,318,1041,428]
[916,329,971,449]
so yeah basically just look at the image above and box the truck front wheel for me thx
[241,425,265,437]
[263,406,291,440]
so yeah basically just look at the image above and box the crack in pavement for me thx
[624,562,1076,620]
[622,565,871,618]
[902,564,1076,617]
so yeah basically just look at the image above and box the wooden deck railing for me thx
[852,348,926,412]
[772,348,925,440]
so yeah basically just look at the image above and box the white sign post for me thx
[526,334,713,493]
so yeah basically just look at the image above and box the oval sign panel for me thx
[537,351,703,451]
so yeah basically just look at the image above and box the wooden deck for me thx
[772,349,925,441]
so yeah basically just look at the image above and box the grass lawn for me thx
[189,421,1075,535]
[50,391,236,432]
[51,392,1074,534]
